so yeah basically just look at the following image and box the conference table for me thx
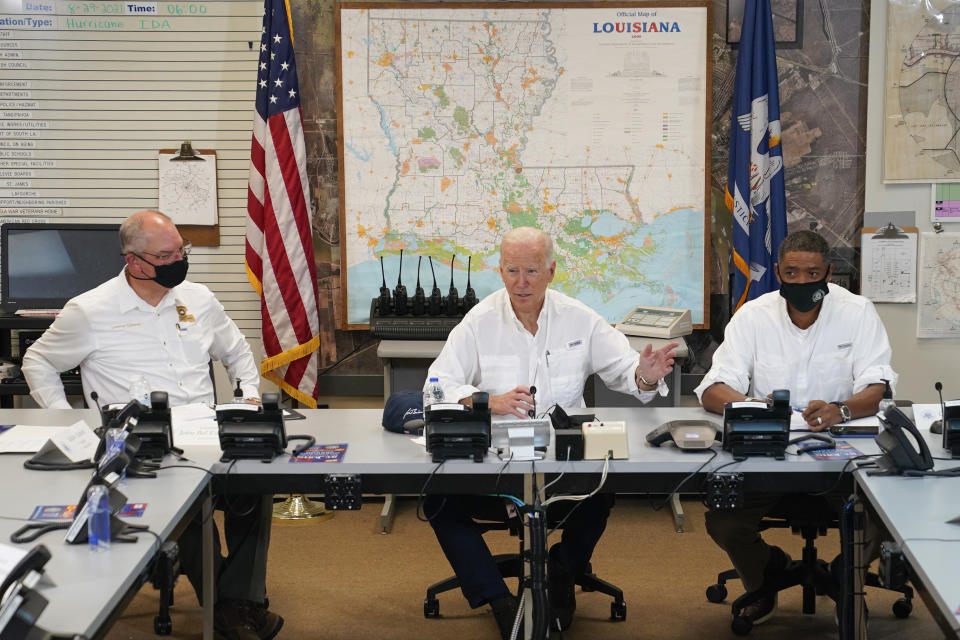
[854,458,960,638]
[4,404,957,639]
[0,408,217,640]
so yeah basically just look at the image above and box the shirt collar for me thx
[500,288,552,334]
[117,268,178,313]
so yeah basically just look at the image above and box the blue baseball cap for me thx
[382,391,424,434]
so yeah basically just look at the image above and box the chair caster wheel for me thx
[423,598,440,618]
[610,600,626,621]
[892,597,912,618]
[731,614,753,636]
[706,583,727,603]
[154,616,172,635]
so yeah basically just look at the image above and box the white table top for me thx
[855,439,960,633]
[214,406,877,478]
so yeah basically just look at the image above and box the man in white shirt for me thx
[22,210,281,640]
[694,229,897,627]
[424,226,677,638]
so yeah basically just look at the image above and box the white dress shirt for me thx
[22,270,260,409]
[426,288,659,413]
[694,283,897,407]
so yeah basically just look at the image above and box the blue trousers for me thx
[424,493,612,608]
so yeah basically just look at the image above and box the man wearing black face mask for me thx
[693,229,896,627]
[23,210,283,640]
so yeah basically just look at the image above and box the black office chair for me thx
[705,494,913,635]
[423,514,627,622]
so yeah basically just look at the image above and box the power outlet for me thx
[704,471,744,510]
[323,474,362,510]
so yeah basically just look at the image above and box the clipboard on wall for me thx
[157,142,220,247]
[859,223,918,303]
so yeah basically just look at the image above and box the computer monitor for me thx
[0,223,125,312]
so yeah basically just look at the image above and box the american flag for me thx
[246,0,320,407]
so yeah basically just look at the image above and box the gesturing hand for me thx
[636,341,679,387]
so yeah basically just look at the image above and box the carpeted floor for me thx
[104,496,942,640]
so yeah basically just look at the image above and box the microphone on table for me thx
[528,385,537,418]
[90,391,105,425]
[931,381,945,434]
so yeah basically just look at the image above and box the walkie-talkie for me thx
[378,256,392,316]
[412,256,426,316]
[428,257,443,315]
[393,249,408,315]
[446,255,459,315]
[463,255,478,312]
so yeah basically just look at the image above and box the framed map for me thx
[337,2,710,328]
[884,0,960,182]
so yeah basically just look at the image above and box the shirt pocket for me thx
[547,347,588,403]
[819,349,855,390]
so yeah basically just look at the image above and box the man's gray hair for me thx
[778,229,829,263]
[501,226,554,263]
[119,210,171,253]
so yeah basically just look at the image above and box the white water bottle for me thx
[424,377,444,409]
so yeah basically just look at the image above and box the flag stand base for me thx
[272,494,334,521]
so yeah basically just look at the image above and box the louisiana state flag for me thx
[726,0,787,312]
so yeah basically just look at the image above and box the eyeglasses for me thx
[138,242,192,263]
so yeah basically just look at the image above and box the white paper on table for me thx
[789,409,808,431]
[790,411,880,432]
[48,421,99,462]
[0,425,70,453]
[171,403,220,446]
[912,403,943,433]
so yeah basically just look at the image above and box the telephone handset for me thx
[875,405,934,474]
[0,544,50,602]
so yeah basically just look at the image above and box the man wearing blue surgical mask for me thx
[23,210,282,640]
[694,229,896,628]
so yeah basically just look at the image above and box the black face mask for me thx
[132,255,189,289]
[779,276,829,313]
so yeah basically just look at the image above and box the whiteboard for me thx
[0,0,263,334]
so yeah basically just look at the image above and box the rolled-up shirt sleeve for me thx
[425,321,482,403]
[693,311,754,402]
[851,300,898,395]
[206,298,260,399]
[21,302,96,409]
[590,320,658,404]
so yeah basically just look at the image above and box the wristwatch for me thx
[831,401,852,422]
